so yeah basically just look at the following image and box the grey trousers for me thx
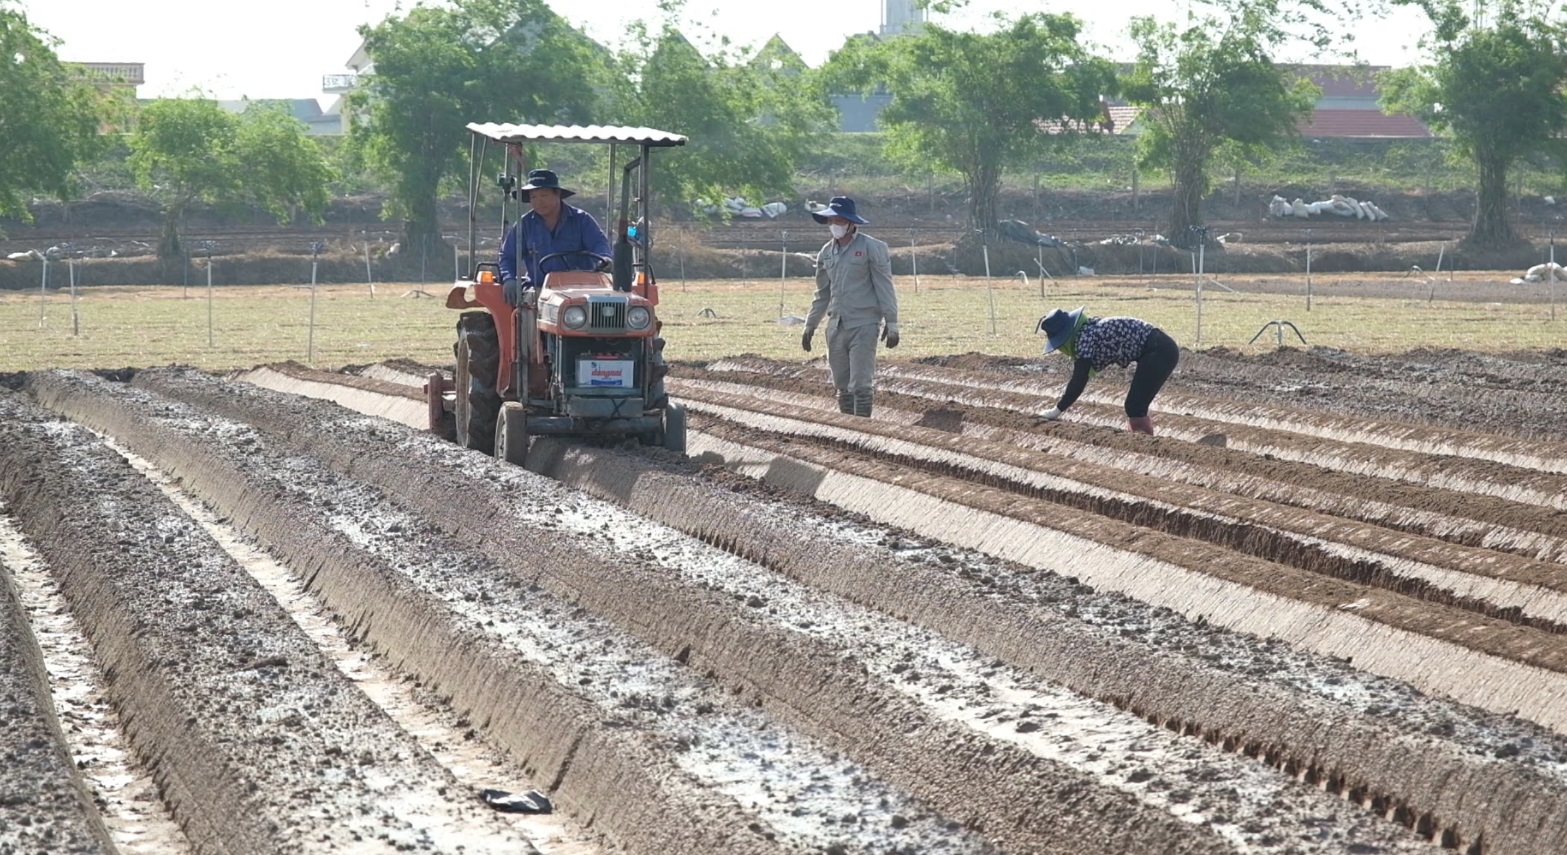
[827,318,881,394]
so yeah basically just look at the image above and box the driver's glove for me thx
[503,277,535,307]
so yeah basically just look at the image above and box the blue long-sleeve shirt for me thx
[497,203,612,285]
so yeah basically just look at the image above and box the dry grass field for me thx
[1,269,1563,373]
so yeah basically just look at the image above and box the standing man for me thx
[801,196,899,417]
[498,168,612,306]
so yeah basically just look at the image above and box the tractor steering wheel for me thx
[536,249,613,274]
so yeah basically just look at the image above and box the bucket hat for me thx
[1037,306,1085,353]
[810,196,869,224]
[520,168,575,199]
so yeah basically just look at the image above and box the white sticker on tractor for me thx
[580,359,634,388]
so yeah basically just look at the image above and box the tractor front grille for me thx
[589,298,627,331]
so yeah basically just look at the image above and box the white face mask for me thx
[829,224,850,239]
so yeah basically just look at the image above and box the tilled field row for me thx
[671,378,1567,641]
[702,357,1567,505]
[0,366,1481,855]
[233,360,1567,854]
[88,367,1261,855]
[3,367,1372,855]
[0,389,540,855]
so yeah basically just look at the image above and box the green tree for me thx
[1382,1,1567,248]
[236,103,335,224]
[1122,3,1320,248]
[609,22,832,213]
[0,4,103,223]
[350,0,609,255]
[129,98,333,259]
[820,12,1115,234]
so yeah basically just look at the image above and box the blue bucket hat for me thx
[1037,306,1084,353]
[520,168,575,199]
[810,196,869,225]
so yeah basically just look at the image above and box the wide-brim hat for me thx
[810,195,869,224]
[520,168,575,199]
[1037,306,1084,353]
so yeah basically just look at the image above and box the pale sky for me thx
[21,0,1431,103]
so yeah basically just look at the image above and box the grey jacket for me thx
[806,231,898,333]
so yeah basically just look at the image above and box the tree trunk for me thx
[402,193,443,264]
[157,210,182,260]
[1469,152,1521,248]
[965,161,1002,239]
[1168,156,1206,250]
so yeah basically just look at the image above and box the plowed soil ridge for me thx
[238,353,1567,851]
[704,356,1567,510]
[0,495,113,855]
[521,436,1567,855]
[683,358,1567,565]
[108,367,1252,855]
[25,372,826,855]
[0,390,536,855]
[671,377,1567,637]
[11,338,1567,854]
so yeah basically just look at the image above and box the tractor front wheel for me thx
[661,401,687,453]
[454,312,502,454]
[496,402,530,466]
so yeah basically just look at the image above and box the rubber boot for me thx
[1128,415,1155,436]
[852,392,873,418]
[838,392,855,414]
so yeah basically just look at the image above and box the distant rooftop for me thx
[1300,109,1431,139]
[69,62,144,86]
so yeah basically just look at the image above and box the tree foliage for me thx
[349,0,610,254]
[0,3,104,223]
[607,21,832,215]
[1122,2,1321,247]
[1382,0,1567,247]
[820,12,1116,235]
[129,98,334,258]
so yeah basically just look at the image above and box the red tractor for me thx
[427,124,688,465]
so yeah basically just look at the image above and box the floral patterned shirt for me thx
[1076,317,1157,371]
[1055,316,1160,411]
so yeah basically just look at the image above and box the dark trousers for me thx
[1125,329,1179,418]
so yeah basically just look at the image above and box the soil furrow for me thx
[28,371,811,855]
[870,359,1567,474]
[670,379,1567,633]
[871,360,1567,506]
[0,391,535,855]
[686,357,1567,562]
[107,366,1264,855]
[0,506,114,855]
[522,435,1567,855]
[1,508,192,855]
[684,414,1567,739]
[220,355,1567,845]
[700,355,1567,511]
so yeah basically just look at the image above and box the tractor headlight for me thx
[627,306,652,330]
[563,305,588,330]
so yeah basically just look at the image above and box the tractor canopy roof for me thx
[466,123,687,147]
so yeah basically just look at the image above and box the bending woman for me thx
[1035,307,1179,435]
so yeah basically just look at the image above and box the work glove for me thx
[502,277,535,307]
[881,322,900,349]
[1035,406,1062,422]
[802,328,815,352]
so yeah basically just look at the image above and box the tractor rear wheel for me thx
[455,312,501,454]
[496,402,530,466]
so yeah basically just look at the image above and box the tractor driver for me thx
[498,168,612,306]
